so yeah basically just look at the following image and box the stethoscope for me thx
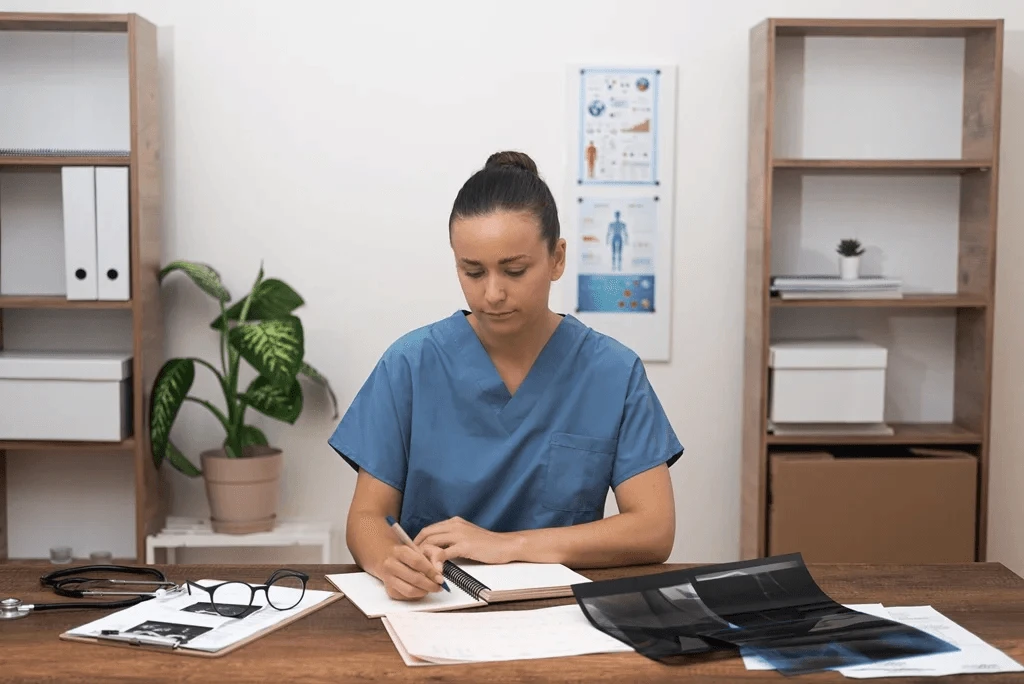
[1,564,185,620]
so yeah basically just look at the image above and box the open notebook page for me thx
[327,562,591,617]
[325,571,485,618]
[382,604,634,665]
[455,561,591,600]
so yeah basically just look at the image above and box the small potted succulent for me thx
[837,238,865,280]
[149,260,338,534]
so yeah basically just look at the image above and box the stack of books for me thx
[770,275,903,300]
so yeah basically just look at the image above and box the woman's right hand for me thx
[379,542,447,600]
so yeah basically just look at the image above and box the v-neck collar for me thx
[449,310,580,435]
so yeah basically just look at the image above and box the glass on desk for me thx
[185,569,309,617]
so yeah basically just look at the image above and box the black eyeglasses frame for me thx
[185,568,310,617]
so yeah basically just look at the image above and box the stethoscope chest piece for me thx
[0,597,30,620]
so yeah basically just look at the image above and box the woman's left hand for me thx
[414,516,520,564]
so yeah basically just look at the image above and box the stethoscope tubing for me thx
[2,564,180,617]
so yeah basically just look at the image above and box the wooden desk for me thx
[2,562,1023,682]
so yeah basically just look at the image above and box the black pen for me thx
[385,515,450,592]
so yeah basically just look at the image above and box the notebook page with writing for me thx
[382,604,634,665]
[325,571,485,618]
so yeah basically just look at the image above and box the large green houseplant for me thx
[149,260,338,533]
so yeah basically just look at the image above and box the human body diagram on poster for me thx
[576,196,657,313]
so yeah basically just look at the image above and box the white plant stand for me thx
[145,516,333,564]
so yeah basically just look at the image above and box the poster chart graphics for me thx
[564,63,675,362]
[578,67,660,185]
[576,195,657,313]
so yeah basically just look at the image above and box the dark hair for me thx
[448,151,560,253]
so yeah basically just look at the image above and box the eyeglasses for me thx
[185,569,309,617]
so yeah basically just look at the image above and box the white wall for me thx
[2,0,1022,574]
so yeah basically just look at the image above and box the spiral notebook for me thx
[326,561,591,618]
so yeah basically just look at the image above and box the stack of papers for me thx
[743,604,1023,678]
[770,275,904,299]
[378,598,1023,673]
[382,604,633,666]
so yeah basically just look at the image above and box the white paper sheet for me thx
[64,578,337,652]
[839,606,1024,678]
[742,604,1024,678]
[741,604,892,670]
[382,604,634,665]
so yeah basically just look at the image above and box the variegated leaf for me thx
[159,260,231,302]
[223,424,270,455]
[228,316,304,388]
[241,375,303,424]
[300,361,339,419]
[239,424,270,447]
[166,440,202,477]
[149,358,195,467]
[211,278,304,330]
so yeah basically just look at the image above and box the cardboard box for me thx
[769,339,887,424]
[768,449,977,563]
[0,351,132,441]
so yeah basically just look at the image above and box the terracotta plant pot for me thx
[200,445,283,534]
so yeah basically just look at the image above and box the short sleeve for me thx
[611,358,684,488]
[327,354,412,493]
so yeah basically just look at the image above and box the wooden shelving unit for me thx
[766,422,982,446]
[0,155,130,168]
[772,158,992,172]
[0,439,137,452]
[0,295,134,310]
[769,293,988,309]
[742,18,1003,561]
[0,12,165,563]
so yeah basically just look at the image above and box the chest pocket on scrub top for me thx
[541,432,617,513]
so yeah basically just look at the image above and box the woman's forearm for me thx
[346,510,396,579]
[506,510,674,568]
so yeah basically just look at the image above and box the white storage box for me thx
[0,351,132,442]
[769,340,887,424]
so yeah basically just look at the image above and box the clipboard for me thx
[59,591,345,658]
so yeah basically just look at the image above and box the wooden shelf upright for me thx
[0,12,165,563]
[742,18,1003,561]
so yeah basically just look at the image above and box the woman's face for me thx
[450,210,565,338]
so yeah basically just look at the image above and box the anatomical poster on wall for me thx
[576,195,658,313]
[578,68,660,185]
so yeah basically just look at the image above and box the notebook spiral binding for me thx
[442,561,490,599]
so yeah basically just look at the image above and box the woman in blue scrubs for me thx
[329,151,683,600]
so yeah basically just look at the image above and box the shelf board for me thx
[0,155,129,168]
[767,423,982,446]
[0,295,132,310]
[1,557,137,566]
[770,294,988,309]
[772,158,992,173]
[772,18,1001,38]
[0,438,135,451]
[0,12,129,32]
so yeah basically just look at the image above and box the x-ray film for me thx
[572,553,959,675]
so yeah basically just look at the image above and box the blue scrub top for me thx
[328,310,683,539]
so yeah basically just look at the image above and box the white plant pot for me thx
[840,255,860,280]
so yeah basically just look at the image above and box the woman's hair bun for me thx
[484,150,538,175]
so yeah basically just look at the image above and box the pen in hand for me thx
[385,515,450,592]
